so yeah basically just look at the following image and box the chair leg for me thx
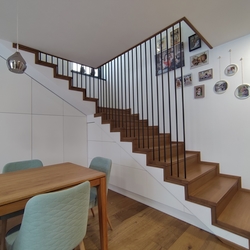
[1,220,7,250]
[107,216,113,231]
[79,240,86,250]
[91,208,95,217]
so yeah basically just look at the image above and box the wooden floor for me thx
[1,190,237,250]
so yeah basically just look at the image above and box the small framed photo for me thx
[199,68,213,81]
[194,85,205,98]
[184,74,192,86]
[176,77,182,88]
[170,28,180,47]
[224,64,238,76]
[214,80,228,94]
[189,34,201,52]
[234,84,250,99]
[190,51,209,69]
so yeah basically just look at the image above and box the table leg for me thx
[97,176,108,250]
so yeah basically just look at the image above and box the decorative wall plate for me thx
[224,64,238,76]
[214,80,228,94]
[234,84,250,99]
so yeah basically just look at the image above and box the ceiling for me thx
[0,0,250,68]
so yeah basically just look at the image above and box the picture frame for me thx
[214,80,228,94]
[155,42,185,76]
[224,64,238,76]
[234,84,250,99]
[170,28,180,47]
[198,68,213,81]
[176,76,182,88]
[194,84,205,98]
[184,73,192,86]
[189,34,201,52]
[190,50,209,69]
[156,35,167,52]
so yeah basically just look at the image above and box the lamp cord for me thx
[16,0,19,51]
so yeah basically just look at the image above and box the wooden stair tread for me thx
[217,189,250,237]
[189,176,239,205]
[185,163,217,181]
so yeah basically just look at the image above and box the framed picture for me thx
[234,84,250,99]
[214,80,228,94]
[199,68,213,81]
[155,42,185,76]
[190,50,209,69]
[224,64,238,76]
[194,85,205,98]
[170,28,180,47]
[176,77,182,88]
[189,34,201,52]
[184,73,192,86]
[156,35,167,52]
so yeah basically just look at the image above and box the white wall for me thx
[87,33,250,249]
[0,50,88,170]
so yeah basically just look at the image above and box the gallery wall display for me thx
[194,84,205,98]
[188,34,201,52]
[214,80,228,94]
[190,51,209,69]
[155,42,184,76]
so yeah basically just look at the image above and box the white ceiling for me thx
[0,0,250,68]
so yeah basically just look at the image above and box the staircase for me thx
[18,45,250,250]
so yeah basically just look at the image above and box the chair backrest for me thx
[3,159,43,173]
[8,181,90,250]
[89,157,112,193]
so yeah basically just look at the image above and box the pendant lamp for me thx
[6,0,27,74]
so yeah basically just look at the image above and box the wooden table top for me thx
[0,162,105,207]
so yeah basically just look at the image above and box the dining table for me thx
[0,162,108,250]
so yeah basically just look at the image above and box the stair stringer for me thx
[0,39,95,116]
[88,114,249,249]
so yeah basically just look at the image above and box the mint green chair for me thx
[89,157,113,230]
[5,181,90,250]
[1,159,43,250]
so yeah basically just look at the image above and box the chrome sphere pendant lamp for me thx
[6,0,27,74]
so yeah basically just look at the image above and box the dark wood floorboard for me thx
[0,190,237,250]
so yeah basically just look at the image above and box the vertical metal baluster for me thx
[124,53,127,137]
[166,29,173,176]
[132,49,135,137]
[150,38,155,161]
[145,41,149,149]
[136,47,140,148]
[140,44,144,148]
[161,31,166,162]
[128,51,131,137]
[179,21,186,179]
[155,36,160,161]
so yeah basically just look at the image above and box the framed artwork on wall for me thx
[234,84,250,99]
[170,28,180,47]
[184,73,192,86]
[214,80,228,94]
[194,84,205,98]
[176,76,182,88]
[155,42,185,76]
[198,68,213,81]
[188,34,201,52]
[224,64,238,76]
[190,50,209,69]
